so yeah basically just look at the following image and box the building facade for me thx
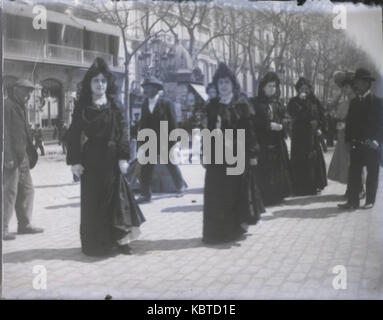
[3,1,126,139]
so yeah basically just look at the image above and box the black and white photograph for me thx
[1,0,383,301]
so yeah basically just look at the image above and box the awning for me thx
[190,84,208,102]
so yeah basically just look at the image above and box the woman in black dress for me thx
[287,77,327,196]
[251,72,293,206]
[66,58,145,257]
[202,63,264,244]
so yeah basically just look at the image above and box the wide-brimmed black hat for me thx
[352,68,375,82]
[141,76,163,90]
[333,71,355,88]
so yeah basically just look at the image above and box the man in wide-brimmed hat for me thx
[338,68,383,210]
[136,76,185,203]
[3,78,44,240]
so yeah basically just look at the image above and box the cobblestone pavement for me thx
[2,145,383,299]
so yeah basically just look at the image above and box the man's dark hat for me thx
[141,76,163,90]
[333,71,355,88]
[353,68,375,82]
[14,79,36,90]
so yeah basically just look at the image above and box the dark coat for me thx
[251,96,293,205]
[203,96,264,244]
[345,93,383,144]
[66,96,143,256]
[287,95,327,195]
[66,97,130,166]
[138,97,177,154]
[4,96,37,169]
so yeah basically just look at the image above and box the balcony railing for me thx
[5,38,115,69]
[83,49,113,66]
[5,38,44,59]
[46,43,83,63]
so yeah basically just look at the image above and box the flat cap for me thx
[14,79,36,89]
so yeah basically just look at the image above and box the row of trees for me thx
[83,0,375,138]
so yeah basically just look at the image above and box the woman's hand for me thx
[249,158,258,166]
[71,164,84,179]
[270,122,283,131]
[119,160,129,175]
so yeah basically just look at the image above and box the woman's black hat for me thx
[212,62,240,93]
[295,77,311,91]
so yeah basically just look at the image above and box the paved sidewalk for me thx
[2,147,383,299]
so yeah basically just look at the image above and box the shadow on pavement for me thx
[263,206,348,220]
[132,237,244,254]
[3,247,117,263]
[45,202,80,210]
[161,204,203,213]
[4,237,247,263]
[184,188,204,195]
[282,194,345,206]
[35,183,77,189]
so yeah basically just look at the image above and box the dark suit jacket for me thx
[4,97,34,169]
[345,93,383,144]
[138,97,177,154]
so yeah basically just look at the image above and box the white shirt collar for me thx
[360,90,371,99]
[148,92,160,113]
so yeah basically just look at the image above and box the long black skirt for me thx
[126,158,188,193]
[80,167,144,256]
[203,165,264,243]
[291,143,327,196]
[256,145,293,206]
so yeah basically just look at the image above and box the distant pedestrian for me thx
[34,124,45,156]
[136,76,186,203]
[60,124,68,154]
[326,108,337,147]
[206,82,217,102]
[3,79,44,241]
[287,77,328,196]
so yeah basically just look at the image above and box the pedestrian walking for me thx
[338,68,383,210]
[3,79,43,241]
[287,77,328,196]
[60,124,68,154]
[34,124,45,156]
[66,57,145,256]
[251,71,293,206]
[326,108,337,148]
[136,76,186,203]
[202,63,264,245]
[328,71,366,199]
